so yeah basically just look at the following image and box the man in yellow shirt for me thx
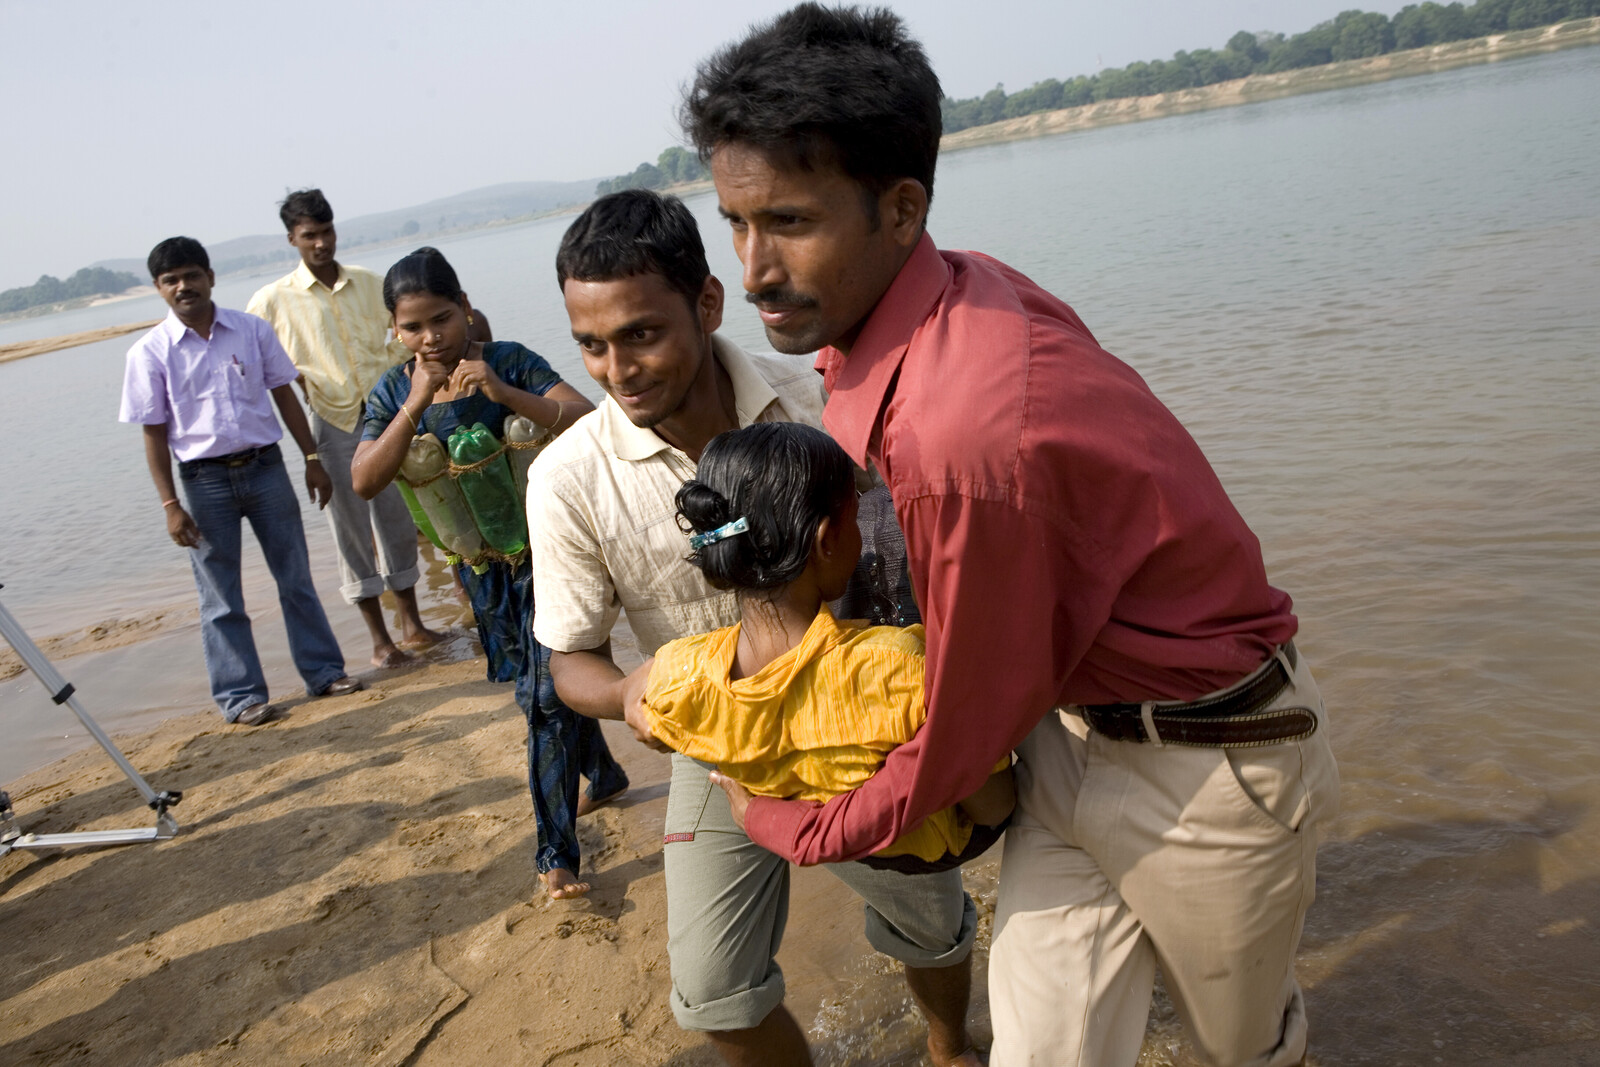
[247,189,440,666]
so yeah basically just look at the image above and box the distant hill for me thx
[91,178,600,280]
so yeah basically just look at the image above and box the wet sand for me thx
[0,606,196,682]
[0,650,1006,1066]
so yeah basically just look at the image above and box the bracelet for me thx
[305,452,320,462]
[400,405,418,433]
[160,498,180,509]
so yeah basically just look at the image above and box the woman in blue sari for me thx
[352,247,627,899]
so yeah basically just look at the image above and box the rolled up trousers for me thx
[989,650,1339,1067]
[310,413,419,604]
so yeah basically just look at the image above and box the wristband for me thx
[400,405,418,433]
[305,452,320,462]
[160,498,180,509]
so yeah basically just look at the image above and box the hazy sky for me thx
[0,0,1405,290]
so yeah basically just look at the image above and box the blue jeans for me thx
[178,444,346,720]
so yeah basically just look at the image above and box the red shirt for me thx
[745,233,1297,865]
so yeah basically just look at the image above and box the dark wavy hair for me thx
[556,189,710,308]
[682,3,942,216]
[382,247,462,313]
[147,236,209,279]
[677,422,856,592]
[279,188,334,231]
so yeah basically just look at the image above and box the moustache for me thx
[746,288,817,311]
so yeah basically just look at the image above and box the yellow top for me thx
[645,605,973,862]
[246,262,409,433]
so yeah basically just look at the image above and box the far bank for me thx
[941,17,1600,153]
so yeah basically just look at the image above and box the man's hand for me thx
[449,357,504,402]
[166,505,200,548]
[305,460,333,508]
[620,657,672,751]
[709,771,754,830]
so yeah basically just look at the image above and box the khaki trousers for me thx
[990,652,1339,1067]
[310,413,420,603]
[663,755,976,1032]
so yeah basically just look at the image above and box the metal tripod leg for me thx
[0,586,182,857]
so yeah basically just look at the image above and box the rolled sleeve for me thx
[119,339,168,425]
[747,491,1122,865]
[528,459,622,652]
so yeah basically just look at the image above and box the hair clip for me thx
[688,516,749,551]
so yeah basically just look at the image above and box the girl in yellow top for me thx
[643,422,1012,872]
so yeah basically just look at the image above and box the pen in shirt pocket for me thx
[231,354,243,376]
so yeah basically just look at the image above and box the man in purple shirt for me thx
[120,236,361,725]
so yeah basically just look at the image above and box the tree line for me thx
[942,0,1600,132]
[594,146,710,197]
[0,267,143,315]
[593,0,1594,195]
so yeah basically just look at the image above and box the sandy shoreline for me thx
[942,18,1600,154]
[0,652,1007,1066]
[0,319,161,363]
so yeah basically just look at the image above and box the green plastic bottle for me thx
[396,480,446,552]
[399,434,484,562]
[447,423,528,556]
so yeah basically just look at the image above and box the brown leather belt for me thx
[1078,641,1316,748]
[190,443,277,468]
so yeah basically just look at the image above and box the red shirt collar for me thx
[814,232,951,467]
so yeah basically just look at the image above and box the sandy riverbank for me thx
[0,653,1007,1066]
[0,319,161,364]
[942,17,1600,154]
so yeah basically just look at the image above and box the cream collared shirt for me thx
[529,334,826,658]
[246,261,409,433]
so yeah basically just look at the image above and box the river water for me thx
[2,45,1598,1065]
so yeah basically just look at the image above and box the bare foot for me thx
[542,868,591,900]
[398,625,446,651]
[371,645,414,668]
[929,1041,985,1067]
[576,784,628,817]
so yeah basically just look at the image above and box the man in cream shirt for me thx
[528,190,984,1067]
[248,188,440,666]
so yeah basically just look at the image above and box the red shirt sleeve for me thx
[745,491,1126,864]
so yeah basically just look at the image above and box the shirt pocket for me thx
[226,346,266,398]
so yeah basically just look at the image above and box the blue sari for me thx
[364,342,627,873]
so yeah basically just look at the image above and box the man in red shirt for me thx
[676,6,1341,1066]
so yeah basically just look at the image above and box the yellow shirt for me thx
[246,262,409,433]
[644,605,972,863]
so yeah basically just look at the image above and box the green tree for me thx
[0,267,141,314]
[1226,30,1268,67]
[1393,2,1476,47]
[1262,19,1338,71]
[657,146,708,184]
[1332,10,1396,57]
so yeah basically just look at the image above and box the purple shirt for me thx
[119,307,301,461]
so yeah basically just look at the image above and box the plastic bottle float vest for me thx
[503,415,555,498]
[397,434,486,567]
[446,422,527,557]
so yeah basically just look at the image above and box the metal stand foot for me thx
[0,585,182,858]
